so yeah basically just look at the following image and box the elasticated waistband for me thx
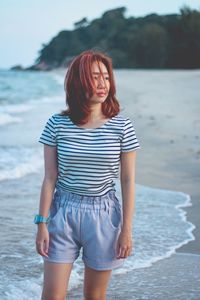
[54,186,118,209]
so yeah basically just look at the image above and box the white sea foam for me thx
[111,183,195,275]
[29,94,64,104]
[0,146,43,181]
[0,93,63,126]
[3,264,83,300]
[4,280,42,300]
[0,112,22,125]
[0,103,33,114]
[51,72,66,86]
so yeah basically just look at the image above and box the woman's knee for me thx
[84,292,106,300]
[41,290,66,300]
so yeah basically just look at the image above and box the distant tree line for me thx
[32,6,200,70]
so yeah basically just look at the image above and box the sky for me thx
[1,0,199,69]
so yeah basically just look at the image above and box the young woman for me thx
[35,49,141,300]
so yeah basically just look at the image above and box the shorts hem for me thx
[42,256,77,264]
[42,252,79,264]
[82,255,124,271]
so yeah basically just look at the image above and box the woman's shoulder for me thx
[116,113,128,120]
[114,114,138,132]
[115,113,133,124]
[49,112,69,123]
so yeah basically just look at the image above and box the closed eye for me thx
[93,76,109,80]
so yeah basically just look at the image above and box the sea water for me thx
[0,69,195,299]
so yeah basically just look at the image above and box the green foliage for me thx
[35,6,200,69]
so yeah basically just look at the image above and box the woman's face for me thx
[88,61,110,104]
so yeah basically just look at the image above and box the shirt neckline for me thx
[68,115,116,130]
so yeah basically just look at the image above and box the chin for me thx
[98,98,107,103]
[91,97,106,103]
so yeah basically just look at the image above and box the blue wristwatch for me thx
[34,214,49,224]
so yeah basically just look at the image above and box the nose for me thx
[97,77,106,88]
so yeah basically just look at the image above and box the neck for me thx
[88,106,105,121]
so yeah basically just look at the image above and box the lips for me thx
[97,92,106,96]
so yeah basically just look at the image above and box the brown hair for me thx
[60,49,120,125]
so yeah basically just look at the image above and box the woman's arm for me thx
[116,151,136,259]
[35,145,58,257]
[38,144,58,220]
[120,150,136,233]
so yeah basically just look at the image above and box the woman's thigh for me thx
[41,261,73,300]
[83,265,112,300]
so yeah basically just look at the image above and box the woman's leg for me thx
[83,265,112,300]
[41,261,73,300]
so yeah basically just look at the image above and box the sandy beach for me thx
[0,68,199,299]
[67,69,200,299]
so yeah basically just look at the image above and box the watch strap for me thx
[34,214,49,224]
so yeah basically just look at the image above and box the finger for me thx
[116,246,122,259]
[120,247,127,258]
[124,242,132,257]
[124,248,131,258]
[40,243,49,257]
[117,246,126,259]
[121,246,131,258]
[44,239,49,254]
[36,241,41,255]
[37,241,49,257]
[125,244,132,254]
[116,241,121,257]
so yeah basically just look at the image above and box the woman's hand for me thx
[35,223,49,257]
[116,229,133,259]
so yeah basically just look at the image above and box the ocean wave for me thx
[0,112,22,125]
[0,146,43,181]
[0,94,63,126]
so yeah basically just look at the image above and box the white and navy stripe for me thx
[39,113,141,196]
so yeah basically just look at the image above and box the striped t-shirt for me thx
[38,113,141,196]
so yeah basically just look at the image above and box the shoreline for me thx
[68,253,200,299]
[0,68,199,299]
[115,69,200,254]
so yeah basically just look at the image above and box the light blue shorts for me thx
[43,186,125,270]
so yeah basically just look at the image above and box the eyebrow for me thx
[92,72,109,75]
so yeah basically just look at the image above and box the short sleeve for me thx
[121,118,141,152]
[38,115,57,147]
